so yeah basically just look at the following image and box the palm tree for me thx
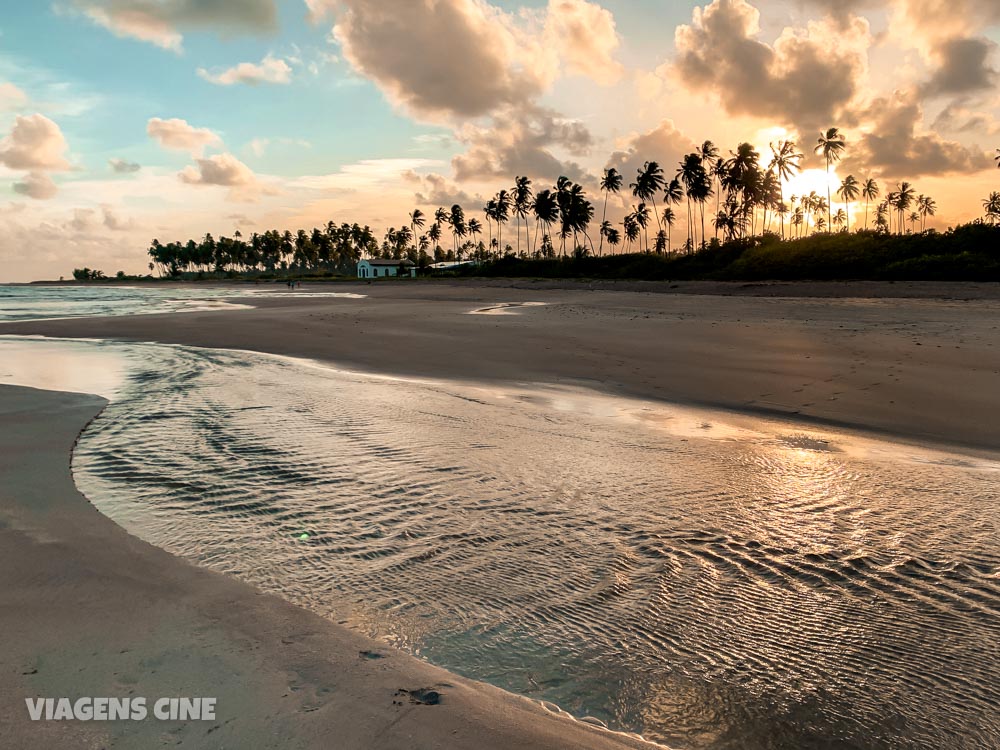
[662,207,676,253]
[995,149,1000,169]
[449,204,466,258]
[815,127,847,231]
[531,189,559,256]
[833,208,848,232]
[494,190,511,254]
[908,211,920,233]
[512,176,532,255]
[677,153,707,249]
[836,174,860,232]
[468,217,483,253]
[815,216,827,233]
[622,213,640,253]
[861,178,879,231]
[630,161,666,235]
[769,140,803,239]
[605,226,621,255]
[599,168,623,255]
[409,209,425,252]
[632,203,651,252]
[983,192,1000,224]
[892,182,916,235]
[917,195,936,232]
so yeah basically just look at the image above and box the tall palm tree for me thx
[622,213,640,253]
[861,178,879,231]
[630,161,666,235]
[409,209,425,252]
[449,204,466,258]
[815,127,847,231]
[494,190,511,254]
[468,217,483,253]
[511,176,532,255]
[836,175,860,233]
[632,203,651,252]
[769,140,803,239]
[677,153,707,250]
[917,195,936,232]
[531,189,559,256]
[892,182,915,235]
[599,168,623,255]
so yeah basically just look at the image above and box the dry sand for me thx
[0,384,653,749]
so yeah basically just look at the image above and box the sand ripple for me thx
[70,342,1000,750]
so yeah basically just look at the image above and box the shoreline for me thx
[0,383,656,749]
[9,278,1000,300]
[3,283,999,452]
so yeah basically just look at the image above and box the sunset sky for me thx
[1,0,999,281]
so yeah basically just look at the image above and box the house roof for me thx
[360,258,415,266]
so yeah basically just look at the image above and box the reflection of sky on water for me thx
[2,336,997,750]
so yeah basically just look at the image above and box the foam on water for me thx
[0,285,366,322]
[2,337,997,749]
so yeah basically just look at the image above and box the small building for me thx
[357,258,417,279]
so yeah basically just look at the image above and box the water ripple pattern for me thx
[68,342,1000,750]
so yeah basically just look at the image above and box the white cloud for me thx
[197,55,293,86]
[179,152,264,201]
[147,117,222,156]
[0,113,71,171]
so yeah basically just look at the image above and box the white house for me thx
[357,258,416,279]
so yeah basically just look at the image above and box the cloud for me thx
[197,55,292,86]
[0,82,28,111]
[402,171,474,207]
[846,90,992,178]
[672,0,871,132]
[226,212,257,227]
[109,157,141,173]
[101,204,132,230]
[606,119,698,189]
[12,172,58,200]
[0,114,71,171]
[179,152,263,200]
[331,0,544,120]
[304,0,336,23]
[147,117,222,156]
[542,0,624,86]
[923,36,998,96]
[72,0,278,52]
[451,105,593,182]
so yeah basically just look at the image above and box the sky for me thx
[1,0,999,281]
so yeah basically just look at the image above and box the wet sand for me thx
[0,384,653,749]
[4,282,999,452]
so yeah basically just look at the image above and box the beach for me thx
[5,281,1000,452]
[2,281,999,749]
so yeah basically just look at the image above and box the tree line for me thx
[139,132,1000,278]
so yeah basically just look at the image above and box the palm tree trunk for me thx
[600,191,608,256]
[826,154,833,231]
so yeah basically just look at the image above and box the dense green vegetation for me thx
[450,224,1000,282]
